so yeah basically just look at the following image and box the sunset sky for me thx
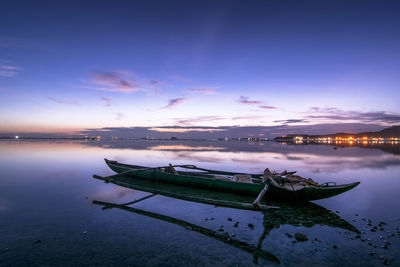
[1,0,400,135]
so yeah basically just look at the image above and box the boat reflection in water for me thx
[92,175,359,264]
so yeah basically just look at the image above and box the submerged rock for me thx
[294,233,309,242]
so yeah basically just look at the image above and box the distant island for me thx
[274,125,400,143]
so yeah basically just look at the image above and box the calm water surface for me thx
[1,140,400,266]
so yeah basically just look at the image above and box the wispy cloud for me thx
[47,97,80,106]
[162,98,188,109]
[149,80,163,85]
[186,88,216,94]
[176,115,224,125]
[274,119,308,124]
[259,105,277,109]
[101,97,113,107]
[238,96,277,110]
[84,70,142,93]
[149,127,226,133]
[232,115,265,120]
[238,96,262,105]
[306,107,400,124]
[0,64,21,77]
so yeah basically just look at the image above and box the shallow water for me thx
[1,139,400,266]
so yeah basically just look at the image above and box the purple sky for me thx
[1,0,400,135]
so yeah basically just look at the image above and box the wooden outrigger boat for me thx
[92,160,360,265]
[94,158,360,205]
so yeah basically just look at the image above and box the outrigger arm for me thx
[252,168,273,209]
[252,183,269,209]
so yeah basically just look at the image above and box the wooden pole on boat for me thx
[169,163,178,175]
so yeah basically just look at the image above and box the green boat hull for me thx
[104,159,360,202]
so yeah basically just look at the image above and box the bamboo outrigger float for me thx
[93,159,360,204]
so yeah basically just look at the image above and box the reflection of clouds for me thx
[285,156,303,161]
[149,145,226,151]
[90,186,141,202]
[281,153,400,173]
[18,140,397,175]
[172,152,225,163]
[157,149,400,174]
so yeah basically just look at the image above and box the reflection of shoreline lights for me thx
[294,136,303,141]
[293,139,400,145]
[294,136,303,144]
[293,136,400,144]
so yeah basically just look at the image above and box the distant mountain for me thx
[368,125,400,137]
[342,125,400,138]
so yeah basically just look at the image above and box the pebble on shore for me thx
[294,233,309,242]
